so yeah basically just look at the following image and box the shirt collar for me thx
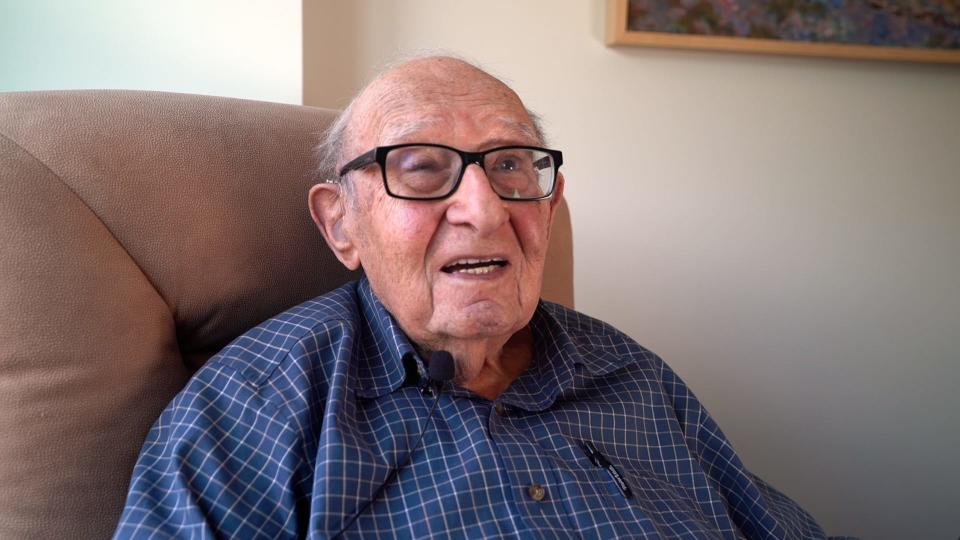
[353,281,638,405]
[498,300,641,412]
[353,277,423,399]
[489,304,573,412]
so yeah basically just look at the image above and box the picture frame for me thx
[605,0,960,64]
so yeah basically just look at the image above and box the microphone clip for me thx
[421,350,455,397]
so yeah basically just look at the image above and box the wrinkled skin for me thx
[309,57,564,398]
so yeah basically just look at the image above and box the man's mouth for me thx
[441,258,508,275]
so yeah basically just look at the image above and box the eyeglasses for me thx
[337,143,563,201]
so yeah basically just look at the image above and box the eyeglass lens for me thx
[383,146,555,200]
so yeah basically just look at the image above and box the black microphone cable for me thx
[333,351,456,538]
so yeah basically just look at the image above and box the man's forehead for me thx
[348,58,537,149]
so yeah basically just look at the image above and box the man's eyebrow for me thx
[499,118,541,145]
[380,118,442,144]
[380,116,540,146]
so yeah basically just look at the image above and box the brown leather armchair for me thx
[0,90,573,539]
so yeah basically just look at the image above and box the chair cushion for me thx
[0,90,356,539]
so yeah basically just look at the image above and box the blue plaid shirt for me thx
[115,278,829,539]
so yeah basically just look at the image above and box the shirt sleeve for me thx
[113,362,306,539]
[655,359,829,540]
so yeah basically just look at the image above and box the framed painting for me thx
[606,0,960,63]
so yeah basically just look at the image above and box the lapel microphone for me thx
[334,350,456,538]
[426,350,456,394]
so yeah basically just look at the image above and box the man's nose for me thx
[444,163,509,234]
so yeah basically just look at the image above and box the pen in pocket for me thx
[582,441,633,499]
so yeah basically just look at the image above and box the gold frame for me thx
[605,0,960,64]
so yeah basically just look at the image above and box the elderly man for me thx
[115,56,831,539]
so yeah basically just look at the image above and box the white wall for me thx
[0,0,302,104]
[304,2,960,539]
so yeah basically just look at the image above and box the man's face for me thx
[333,63,563,352]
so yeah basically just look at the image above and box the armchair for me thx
[0,90,572,538]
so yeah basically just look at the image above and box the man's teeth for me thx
[444,258,507,274]
[456,265,497,274]
[453,266,496,274]
[455,258,502,265]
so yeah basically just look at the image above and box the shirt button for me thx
[494,403,508,416]
[527,483,546,501]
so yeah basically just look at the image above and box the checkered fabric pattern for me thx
[115,278,830,539]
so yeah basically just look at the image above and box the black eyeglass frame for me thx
[337,143,563,201]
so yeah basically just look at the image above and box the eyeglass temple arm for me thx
[533,156,553,170]
[338,148,378,177]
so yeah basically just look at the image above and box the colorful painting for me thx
[606,0,960,63]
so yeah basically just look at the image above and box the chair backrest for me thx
[0,90,572,539]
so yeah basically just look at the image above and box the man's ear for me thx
[308,182,361,270]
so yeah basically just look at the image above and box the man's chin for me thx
[432,304,521,339]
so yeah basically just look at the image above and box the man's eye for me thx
[492,153,532,173]
[401,157,444,172]
[495,158,520,171]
